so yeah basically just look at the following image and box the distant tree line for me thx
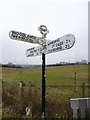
[47,62,88,67]
[2,63,22,68]
[1,60,89,68]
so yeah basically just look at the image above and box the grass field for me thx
[2,64,89,118]
[2,64,88,85]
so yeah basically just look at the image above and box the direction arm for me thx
[9,30,46,45]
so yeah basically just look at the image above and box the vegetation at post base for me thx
[2,65,88,118]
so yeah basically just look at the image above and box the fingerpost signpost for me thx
[9,25,75,119]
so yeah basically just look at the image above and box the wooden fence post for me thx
[28,82,33,118]
[0,80,2,119]
[82,83,85,98]
[74,72,77,92]
[19,81,25,115]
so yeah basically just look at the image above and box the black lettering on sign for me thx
[52,44,55,48]
[60,41,63,45]
[65,45,70,49]
[26,35,31,41]
[56,46,62,51]
[57,38,60,42]
[17,32,21,39]
[12,31,17,39]
[56,41,63,47]
[21,33,26,40]
[36,53,39,55]
[48,45,63,53]
[48,41,53,46]
[33,50,37,53]
[53,40,56,43]
[27,53,34,57]
[66,39,71,43]
[27,47,34,51]
[30,51,33,53]
[48,49,52,53]
[29,53,34,56]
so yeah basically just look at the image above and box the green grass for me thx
[2,64,89,118]
[2,65,88,100]
[46,66,87,85]
[2,65,88,85]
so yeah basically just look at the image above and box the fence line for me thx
[1,79,90,88]
[2,79,90,118]
[1,79,90,98]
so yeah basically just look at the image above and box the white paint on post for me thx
[19,81,23,88]
[25,106,31,116]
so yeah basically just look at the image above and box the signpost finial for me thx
[38,25,49,38]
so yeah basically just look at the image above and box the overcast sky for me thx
[0,0,89,65]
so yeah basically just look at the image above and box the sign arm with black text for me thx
[9,25,75,120]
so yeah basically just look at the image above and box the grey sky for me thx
[0,0,88,65]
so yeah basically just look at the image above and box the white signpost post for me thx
[9,25,75,119]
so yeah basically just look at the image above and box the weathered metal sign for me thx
[9,30,75,57]
[26,34,75,57]
[9,30,47,45]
